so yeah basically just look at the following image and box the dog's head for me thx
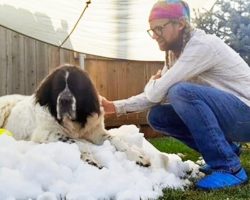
[35,64,100,128]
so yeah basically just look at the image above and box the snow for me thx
[0,125,202,200]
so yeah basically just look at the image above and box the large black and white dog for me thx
[0,64,168,168]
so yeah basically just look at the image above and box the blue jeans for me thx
[147,82,250,173]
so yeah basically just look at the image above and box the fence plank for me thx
[6,29,13,94]
[36,41,49,85]
[85,59,108,97]
[59,48,71,64]
[11,32,26,94]
[48,46,60,71]
[18,34,26,94]
[24,37,37,94]
[117,61,127,99]
[0,28,7,96]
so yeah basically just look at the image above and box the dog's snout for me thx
[57,88,77,121]
[60,95,72,105]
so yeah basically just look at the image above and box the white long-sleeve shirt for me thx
[114,29,250,115]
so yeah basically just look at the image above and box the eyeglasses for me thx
[147,21,172,38]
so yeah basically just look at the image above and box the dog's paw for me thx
[85,158,103,169]
[127,148,151,167]
[136,158,151,167]
[80,153,103,169]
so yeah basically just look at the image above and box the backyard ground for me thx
[149,137,250,200]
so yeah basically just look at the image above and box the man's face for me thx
[148,19,184,51]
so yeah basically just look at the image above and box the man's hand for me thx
[99,95,116,115]
[150,69,162,80]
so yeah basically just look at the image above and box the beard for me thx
[158,34,183,52]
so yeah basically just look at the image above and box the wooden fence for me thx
[0,26,164,137]
[0,26,79,96]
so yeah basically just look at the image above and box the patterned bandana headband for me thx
[149,0,190,22]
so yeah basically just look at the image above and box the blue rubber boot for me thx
[196,168,248,190]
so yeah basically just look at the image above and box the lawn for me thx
[149,137,250,200]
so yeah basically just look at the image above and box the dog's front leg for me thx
[108,134,151,167]
[88,129,151,167]
[74,141,103,169]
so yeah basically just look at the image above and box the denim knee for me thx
[147,105,162,128]
[167,82,194,103]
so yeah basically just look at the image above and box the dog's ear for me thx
[35,71,53,106]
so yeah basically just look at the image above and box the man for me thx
[101,0,250,190]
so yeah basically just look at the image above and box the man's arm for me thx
[144,42,216,103]
[100,92,157,116]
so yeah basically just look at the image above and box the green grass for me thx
[149,137,250,200]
